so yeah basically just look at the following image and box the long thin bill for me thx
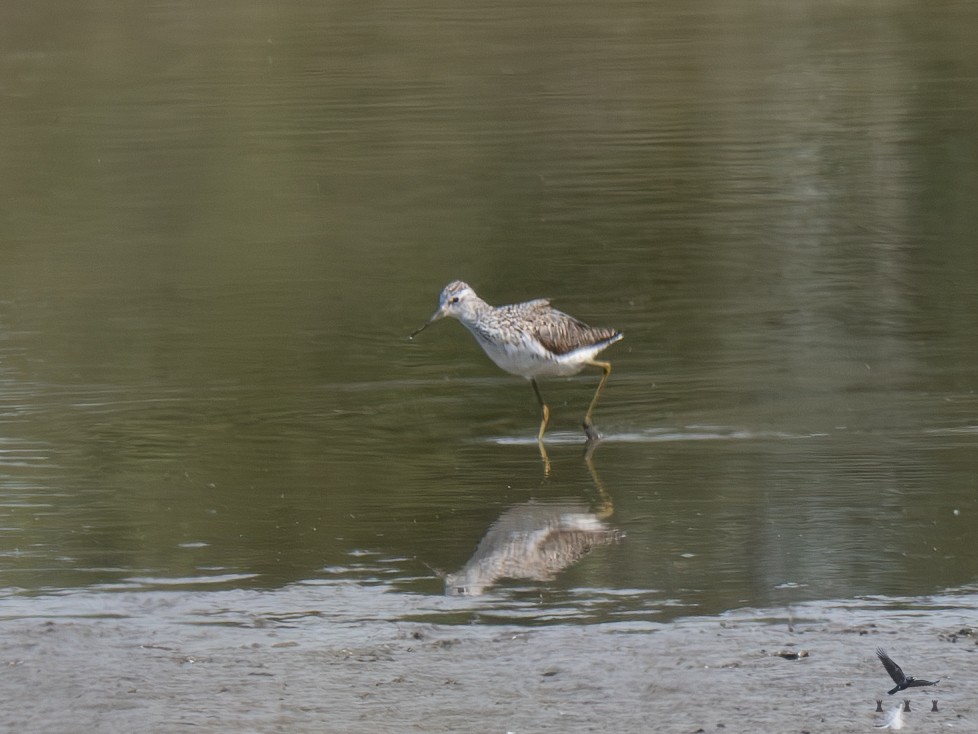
[409,309,444,339]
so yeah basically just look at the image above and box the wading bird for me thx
[411,281,623,444]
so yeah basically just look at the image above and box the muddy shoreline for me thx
[4,591,975,733]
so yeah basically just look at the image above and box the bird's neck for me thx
[457,296,492,325]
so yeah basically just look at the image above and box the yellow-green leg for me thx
[531,378,553,475]
[583,360,613,442]
[531,378,550,442]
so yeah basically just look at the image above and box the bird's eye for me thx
[450,296,460,304]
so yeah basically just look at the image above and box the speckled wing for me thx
[876,648,907,685]
[521,301,620,356]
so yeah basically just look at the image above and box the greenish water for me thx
[1,1,977,625]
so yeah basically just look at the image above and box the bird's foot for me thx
[583,421,601,443]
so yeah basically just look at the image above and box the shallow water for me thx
[2,2,978,727]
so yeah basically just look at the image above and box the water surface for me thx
[1,0,977,632]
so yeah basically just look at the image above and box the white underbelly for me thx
[475,334,588,379]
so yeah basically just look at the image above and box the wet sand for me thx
[4,595,975,733]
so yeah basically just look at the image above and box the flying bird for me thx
[875,648,940,695]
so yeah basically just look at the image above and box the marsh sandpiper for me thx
[410,280,623,444]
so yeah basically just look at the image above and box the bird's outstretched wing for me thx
[876,648,907,685]
[906,678,940,688]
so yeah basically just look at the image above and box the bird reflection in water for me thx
[444,447,622,596]
[875,701,904,730]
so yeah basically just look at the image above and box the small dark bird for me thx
[876,648,940,695]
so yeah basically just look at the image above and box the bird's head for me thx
[410,281,481,338]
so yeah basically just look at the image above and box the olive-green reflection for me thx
[0,0,977,622]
